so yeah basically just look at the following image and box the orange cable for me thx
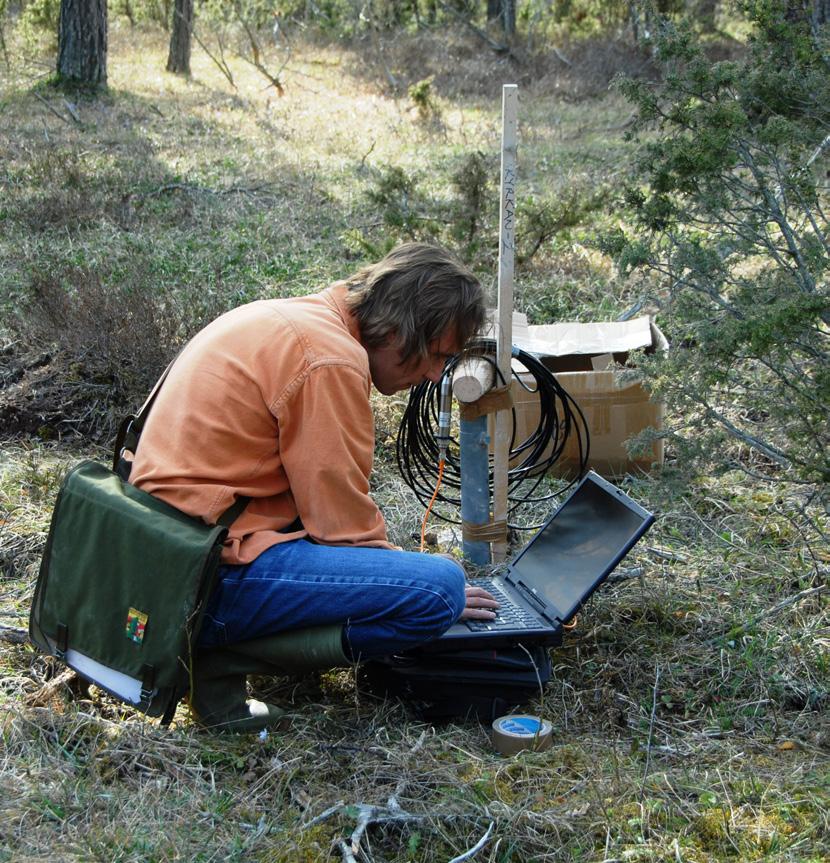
[420,459,445,552]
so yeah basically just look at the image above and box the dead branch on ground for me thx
[33,92,76,126]
[24,667,85,707]
[0,624,28,645]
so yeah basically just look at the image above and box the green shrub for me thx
[449,150,495,260]
[16,0,61,53]
[610,2,829,485]
[408,75,439,122]
[518,184,605,265]
[5,263,222,439]
[361,164,442,243]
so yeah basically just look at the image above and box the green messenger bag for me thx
[29,357,247,724]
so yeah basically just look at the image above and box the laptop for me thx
[428,470,654,652]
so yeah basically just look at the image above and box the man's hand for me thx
[460,584,499,620]
[430,555,499,620]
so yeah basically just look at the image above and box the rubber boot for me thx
[189,624,349,733]
[188,647,287,733]
[230,623,349,673]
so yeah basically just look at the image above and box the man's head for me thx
[343,243,486,395]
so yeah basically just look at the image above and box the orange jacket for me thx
[130,285,395,564]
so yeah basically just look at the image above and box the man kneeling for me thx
[130,243,498,730]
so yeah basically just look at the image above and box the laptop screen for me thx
[509,473,653,623]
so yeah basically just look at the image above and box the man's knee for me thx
[414,555,466,632]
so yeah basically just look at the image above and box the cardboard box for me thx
[491,315,668,478]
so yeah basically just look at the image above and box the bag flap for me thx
[32,461,226,689]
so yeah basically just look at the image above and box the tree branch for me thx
[0,624,28,644]
[448,822,495,863]
[34,92,74,125]
[191,26,237,90]
[235,5,289,95]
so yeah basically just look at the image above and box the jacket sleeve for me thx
[274,361,395,548]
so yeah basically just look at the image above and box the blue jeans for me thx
[197,540,466,660]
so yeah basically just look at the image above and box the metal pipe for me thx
[459,416,490,565]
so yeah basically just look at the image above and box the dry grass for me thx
[1,20,828,863]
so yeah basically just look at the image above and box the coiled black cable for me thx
[396,339,590,530]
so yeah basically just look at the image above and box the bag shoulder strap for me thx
[134,354,181,435]
[112,349,251,528]
[113,352,180,474]
[217,495,249,528]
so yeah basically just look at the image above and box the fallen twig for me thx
[755,584,826,622]
[192,26,237,90]
[358,140,376,171]
[34,92,73,126]
[335,838,358,863]
[312,801,428,860]
[640,662,660,802]
[306,730,446,860]
[237,13,290,95]
[710,584,828,644]
[24,667,78,707]
[606,566,644,583]
[448,821,495,863]
[303,800,345,828]
[646,545,689,564]
[350,803,423,855]
[0,624,28,645]
[551,46,572,67]
[705,584,827,644]
[63,100,81,124]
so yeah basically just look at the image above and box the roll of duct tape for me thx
[491,714,553,756]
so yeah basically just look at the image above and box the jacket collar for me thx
[324,282,363,345]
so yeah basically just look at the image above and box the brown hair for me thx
[342,243,485,362]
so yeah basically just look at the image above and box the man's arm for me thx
[275,362,394,548]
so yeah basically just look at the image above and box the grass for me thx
[1,16,828,863]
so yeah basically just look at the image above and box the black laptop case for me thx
[363,645,552,722]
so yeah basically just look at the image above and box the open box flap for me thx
[485,311,658,358]
[525,317,654,357]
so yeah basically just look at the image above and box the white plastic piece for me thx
[65,648,145,704]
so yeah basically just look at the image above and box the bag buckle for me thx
[113,416,139,479]
[55,623,69,660]
[140,664,156,704]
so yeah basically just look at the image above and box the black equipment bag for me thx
[362,644,552,722]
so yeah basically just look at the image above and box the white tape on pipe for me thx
[491,714,552,756]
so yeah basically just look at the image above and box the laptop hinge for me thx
[515,579,557,625]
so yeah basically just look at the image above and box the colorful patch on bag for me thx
[125,608,148,644]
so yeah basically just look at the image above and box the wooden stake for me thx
[493,84,517,563]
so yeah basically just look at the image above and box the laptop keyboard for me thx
[465,578,540,631]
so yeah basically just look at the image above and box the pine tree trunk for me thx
[166,0,193,75]
[697,0,718,33]
[785,0,830,26]
[811,0,830,26]
[57,0,107,85]
[504,0,516,35]
[487,0,515,34]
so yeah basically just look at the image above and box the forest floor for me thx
[0,19,828,863]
